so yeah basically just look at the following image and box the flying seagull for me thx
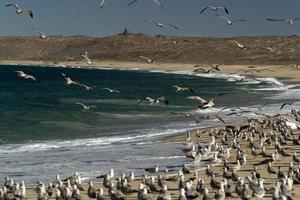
[266,18,300,25]
[193,65,221,74]
[200,6,229,15]
[128,0,163,8]
[81,51,92,65]
[61,73,92,91]
[32,28,49,39]
[146,20,179,30]
[186,96,215,109]
[102,88,121,93]
[15,71,36,81]
[6,4,33,18]
[232,40,247,50]
[216,15,247,25]
[172,85,194,93]
[139,56,155,63]
[76,102,96,111]
[137,96,169,105]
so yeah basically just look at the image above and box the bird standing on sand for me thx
[186,96,215,109]
[146,20,179,30]
[76,102,96,111]
[81,51,92,65]
[266,17,300,25]
[62,73,92,90]
[216,15,247,25]
[172,85,194,93]
[200,6,229,15]
[6,3,33,18]
[15,71,36,81]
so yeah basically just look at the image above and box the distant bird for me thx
[217,15,247,25]
[266,17,300,25]
[138,56,155,63]
[171,112,202,124]
[100,0,106,8]
[172,85,194,93]
[186,96,215,109]
[200,6,229,15]
[137,96,169,105]
[146,20,179,30]
[81,51,92,65]
[128,0,163,8]
[62,73,92,90]
[76,102,96,111]
[37,32,49,40]
[15,71,36,81]
[6,3,33,18]
[232,40,247,50]
[102,88,121,93]
[280,102,294,110]
[193,64,221,74]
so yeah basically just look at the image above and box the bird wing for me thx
[215,115,225,123]
[139,56,151,61]
[6,3,18,9]
[200,6,209,14]
[152,0,163,8]
[293,17,300,21]
[266,18,286,22]
[186,96,207,104]
[167,24,179,30]
[27,10,33,18]
[158,96,169,105]
[15,71,24,76]
[76,102,86,108]
[218,15,231,23]
[220,6,229,15]
[100,0,106,8]
[280,102,293,110]
[232,40,242,46]
[82,54,92,63]
[232,19,247,23]
[128,0,138,6]
[193,68,206,73]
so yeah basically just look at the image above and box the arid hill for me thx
[0,34,300,65]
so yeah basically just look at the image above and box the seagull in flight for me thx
[146,20,179,30]
[137,96,169,105]
[81,51,92,65]
[200,6,229,15]
[266,18,300,25]
[102,88,121,93]
[62,73,92,91]
[231,40,247,50]
[15,71,36,81]
[128,0,163,8]
[6,4,33,18]
[216,15,247,25]
[76,102,96,111]
[172,85,194,93]
[186,96,215,110]
[139,56,155,63]
[193,64,221,74]
[37,31,49,40]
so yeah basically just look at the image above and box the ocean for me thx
[0,64,299,184]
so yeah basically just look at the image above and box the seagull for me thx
[186,96,215,109]
[137,96,169,105]
[37,32,49,40]
[6,4,33,18]
[138,56,155,63]
[172,85,194,93]
[193,64,221,74]
[100,0,106,8]
[216,15,247,25]
[61,73,92,90]
[76,102,96,111]
[15,71,36,81]
[128,0,163,8]
[200,6,229,15]
[232,40,247,50]
[266,17,300,25]
[102,88,121,93]
[146,20,179,30]
[81,51,92,65]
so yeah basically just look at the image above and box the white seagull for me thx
[38,32,49,40]
[62,73,92,91]
[146,20,179,30]
[128,0,163,8]
[6,4,33,18]
[266,17,300,25]
[102,88,121,93]
[15,71,36,81]
[232,40,247,50]
[172,85,194,93]
[76,102,96,111]
[139,56,155,63]
[200,6,229,15]
[186,96,215,109]
[81,51,92,65]
[217,15,247,25]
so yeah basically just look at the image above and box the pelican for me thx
[186,96,215,109]
[232,40,247,50]
[81,51,92,65]
[128,0,163,8]
[138,56,155,63]
[15,71,36,81]
[200,6,229,15]
[6,4,33,18]
[137,96,169,105]
[266,17,300,25]
[102,88,121,93]
[76,102,96,111]
[217,15,247,25]
[61,73,92,90]
[146,20,179,30]
[172,85,194,93]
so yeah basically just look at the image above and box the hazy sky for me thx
[0,0,299,37]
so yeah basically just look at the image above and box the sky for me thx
[0,0,299,37]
